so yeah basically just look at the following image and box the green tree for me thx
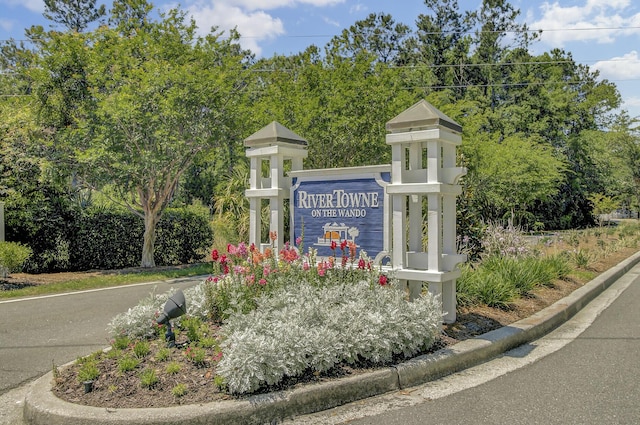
[412,0,474,98]
[588,193,620,226]
[462,133,567,227]
[43,0,105,32]
[325,12,413,65]
[25,5,250,267]
[606,115,640,215]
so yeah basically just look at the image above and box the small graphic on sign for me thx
[315,223,360,247]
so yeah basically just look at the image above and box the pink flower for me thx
[259,278,267,286]
[303,261,310,271]
[296,236,302,246]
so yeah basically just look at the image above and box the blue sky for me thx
[1,0,640,118]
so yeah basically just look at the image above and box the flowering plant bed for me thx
[52,224,640,409]
[54,235,443,406]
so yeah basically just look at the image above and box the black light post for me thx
[157,289,187,347]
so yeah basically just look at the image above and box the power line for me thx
[2,24,640,43]
[2,76,639,99]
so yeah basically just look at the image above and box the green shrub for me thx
[541,254,571,282]
[117,356,140,373]
[139,368,159,389]
[10,203,212,272]
[458,253,572,307]
[165,361,181,374]
[77,361,100,383]
[565,248,595,269]
[0,241,32,278]
[155,347,171,362]
[185,346,206,366]
[457,265,518,309]
[112,335,130,350]
[180,316,204,343]
[133,340,151,358]
[5,186,78,273]
[171,383,188,397]
[71,211,142,270]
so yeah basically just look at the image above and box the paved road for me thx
[288,262,640,425]
[0,277,203,395]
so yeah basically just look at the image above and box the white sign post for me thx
[244,100,467,324]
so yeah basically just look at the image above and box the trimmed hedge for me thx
[9,207,212,272]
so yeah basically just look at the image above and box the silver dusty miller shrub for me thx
[216,280,442,394]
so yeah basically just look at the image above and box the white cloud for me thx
[349,3,367,14]
[232,0,343,11]
[625,96,640,107]
[185,2,285,55]
[529,1,640,46]
[0,19,14,32]
[179,0,343,56]
[1,0,43,13]
[322,16,340,27]
[593,50,640,80]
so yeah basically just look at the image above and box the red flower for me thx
[211,249,219,262]
[330,241,337,251]
[358,258,366,269]
[378,275,388,286]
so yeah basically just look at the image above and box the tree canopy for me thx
[1,0,637,269]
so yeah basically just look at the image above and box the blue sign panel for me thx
[291,172,390,261]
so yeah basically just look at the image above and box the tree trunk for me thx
[141,212,159,268]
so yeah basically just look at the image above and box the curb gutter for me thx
[23,251,640,425]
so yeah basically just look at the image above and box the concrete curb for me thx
[23,250,640,425]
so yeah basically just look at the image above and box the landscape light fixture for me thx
[157,289,187,347]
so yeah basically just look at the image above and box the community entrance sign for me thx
[290,166,390,261]
[244,100,466,323]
